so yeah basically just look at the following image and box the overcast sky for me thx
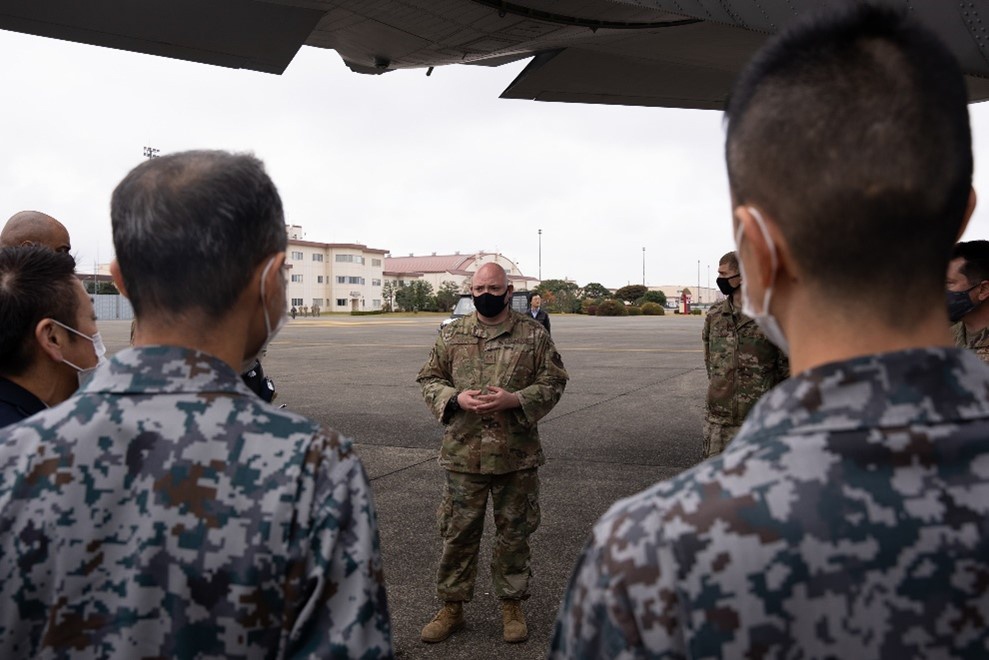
[4,27,989,290]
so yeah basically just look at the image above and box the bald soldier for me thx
[417,262,568,644]
[1,211,71,253]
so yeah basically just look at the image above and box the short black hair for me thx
[725,4,972,323]
[952,240,989,285]
[111,150,287,319]
[0,246,79,376]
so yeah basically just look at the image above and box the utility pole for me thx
[642,247,646,286]
[143,146,160,159]
[538,229,542,281]
[697,259,701,303]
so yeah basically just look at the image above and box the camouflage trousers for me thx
[436,468,540,602]
[702,420,740,458]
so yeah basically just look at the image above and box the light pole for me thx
[538,229,542,281]
[642,247,646,286]
[697,259,701,303]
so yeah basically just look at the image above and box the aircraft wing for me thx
[4,0,989,108]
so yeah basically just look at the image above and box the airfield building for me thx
[285,225,388,312]
[383,252,537,294]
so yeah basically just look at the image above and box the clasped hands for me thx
[457,387,520,414]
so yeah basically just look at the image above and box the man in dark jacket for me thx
[528,294,551,334]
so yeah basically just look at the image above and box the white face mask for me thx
[735,207,790,355]
[51,319,107,384]
[242,255,287,373]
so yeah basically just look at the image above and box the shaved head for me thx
[474,262,509,287]
[1,211,71,253]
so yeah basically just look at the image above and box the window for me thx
[312,298,323,306]
[336,298,347,307]
[347,276,365,285]
[372,299,381,309]
[291,298,303,306]
[398,280,405,287]
[317,276,324,284]
[291,274,303,283]
[335,254,365,264]
[372,258,382,267]
[372,278,381,287]
[312,254,323,262]
[291,251,303,260]
[336,276,346,284]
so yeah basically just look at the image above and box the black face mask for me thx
[716,276,739,296]
[473,292,509,318]
[947,285,979,323]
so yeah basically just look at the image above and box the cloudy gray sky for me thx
[4,27,989,290]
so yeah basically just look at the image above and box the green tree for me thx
[636,290,667,306]
[85,281,119,295]
[582,282,610,299]
[614,284,648,302]
[595,299,629,316]
[534,279,581,313]
[435,280,461,312]
[382,281,396,312]
[395,280,434,311]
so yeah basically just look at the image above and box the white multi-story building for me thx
[285,226,388,312]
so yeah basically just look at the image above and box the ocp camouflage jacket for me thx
[703,298,789,426]
[417,311,568,474]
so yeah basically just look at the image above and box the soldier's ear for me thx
[35,318,67,362]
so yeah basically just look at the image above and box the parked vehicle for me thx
[440,292,530,328]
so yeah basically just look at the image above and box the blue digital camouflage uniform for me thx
[0,346,392,659]
[417,311,568,602]
[551,348,989,658]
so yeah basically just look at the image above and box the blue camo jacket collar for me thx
[739,347,989,438]
[80,345,247,395]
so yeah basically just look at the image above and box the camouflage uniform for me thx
[952,320,989,363]
[702,298,788,457]
[0,346,392,658]
[417,311,567,602]
[550,347,989,658]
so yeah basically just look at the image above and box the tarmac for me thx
[99,312,708,659]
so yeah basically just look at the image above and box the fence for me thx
[92,294,134,320]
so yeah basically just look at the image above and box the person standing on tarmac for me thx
[947,240,989,362]
[552,5,989,657]
[528,294,551,334]
[416,262,568,645]
[701,250,788,457]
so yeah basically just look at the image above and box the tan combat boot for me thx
[501,599,528,643]
[420,601,465,643]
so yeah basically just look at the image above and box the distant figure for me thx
[0,210,71,253]
[303,304,309,317]
[313,303,320,317]
[417,263,568,645]
[291,305,297,319]
[947,240,989,362]
[701,250,787,457]
[528,294,551,334]
[0,151,392,657]
[0,247,101,428]
[552,6,989,658]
